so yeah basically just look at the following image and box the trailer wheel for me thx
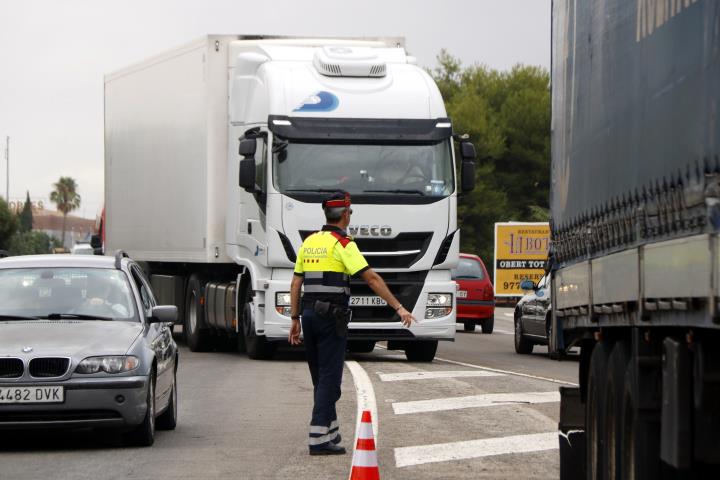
[463,321,475,332]
[619,348,661,480]
[514,311,533,354]
[405,340,438,362]
[241,284,276,360]
[605,341,630,480]
[586,341,611,480]
[185,274,212,352]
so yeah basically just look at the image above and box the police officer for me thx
[288,191,415,455]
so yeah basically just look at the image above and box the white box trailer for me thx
[105,35,477,360]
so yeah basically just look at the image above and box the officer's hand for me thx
[288,320,302,345]
[397,307,415,327]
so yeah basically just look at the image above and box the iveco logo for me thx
[348,225,392,237]
[22,346,33,353]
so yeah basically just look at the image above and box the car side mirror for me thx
[149,305,178,324]
[520,279,536,291]
[239,158,256,192]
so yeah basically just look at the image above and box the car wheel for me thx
[347,340,376,353]
[514,312,533,354]
[126,372,156,446]
[405,340,438,362]
[185,274,212,352]
[463,321,475,332]
[480,317,494,334]
[156,369,178,431]
[242,283,276,360]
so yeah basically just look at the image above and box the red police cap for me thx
[322,191,351,209]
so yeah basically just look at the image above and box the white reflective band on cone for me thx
[358,422,374,439]
[352,449,378,468]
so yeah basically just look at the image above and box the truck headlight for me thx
[76,355,139,374]
[425,293,453,319]
[275,292,292,317]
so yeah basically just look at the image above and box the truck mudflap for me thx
[558,386,585,480]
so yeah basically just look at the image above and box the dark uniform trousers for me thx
[302,301,347,450]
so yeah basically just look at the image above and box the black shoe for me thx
[309,444,346,455]
[331,434,341,445]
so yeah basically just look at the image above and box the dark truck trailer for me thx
[550,0,720,478]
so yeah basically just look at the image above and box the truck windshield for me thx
[272,141,454,197]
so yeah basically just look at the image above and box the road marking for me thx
[378,370,505,382]
[493,329,514,335]
[434,356,579,386]
[392,391,560,415]
[345,360,379,446]
[504,312,514,317]
[394,432,558,468]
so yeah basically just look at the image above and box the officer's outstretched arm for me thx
[360,268,416,327]
[288,275,304,345]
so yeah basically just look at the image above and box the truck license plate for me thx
[350,296,388,307]
[457,290,468,298]
[0,386,64,404]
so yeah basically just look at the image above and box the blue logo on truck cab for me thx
[293,91,339,112]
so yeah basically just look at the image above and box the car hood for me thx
[0,320,143,357]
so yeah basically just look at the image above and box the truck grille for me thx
[349,271,428,322]
[29,358,70,378]
[0,358,24,378]
[300,231,433,269]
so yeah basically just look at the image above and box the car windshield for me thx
[273,140,454,197]
[451,258,485,280]
[0,267,137,321]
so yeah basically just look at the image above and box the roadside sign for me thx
[494,222,550,297]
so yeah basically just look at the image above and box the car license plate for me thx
[457,290,468,298]
[350,296,388,307]
[0,386,64,404]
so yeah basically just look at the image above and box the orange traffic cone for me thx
[349,410,380,480]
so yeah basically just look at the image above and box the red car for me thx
[452,253,495,333]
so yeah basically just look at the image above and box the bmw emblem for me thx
[22,346,33,353]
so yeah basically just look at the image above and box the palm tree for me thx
[50,177,81,246]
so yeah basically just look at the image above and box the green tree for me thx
[432,54,551,274]
[0,197,19,251]
[7,231,54,255]
[19,191,33,232]
[49,176,81,246]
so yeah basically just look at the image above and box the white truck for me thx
[104,35,476,360]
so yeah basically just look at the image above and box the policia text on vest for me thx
[288,192,415,455]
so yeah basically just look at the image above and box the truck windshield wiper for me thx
[285,188,345,193]
[40,313,116,321]
[364,189,425,195]
[0,314,40,321]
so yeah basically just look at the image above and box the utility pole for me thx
[4,136,8,202]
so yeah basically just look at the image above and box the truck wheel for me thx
[514,312,533,354]
[405,340,438,362]
[619,349,661,480]
[241,284,276,360]
[480,317,494,334]
[605,342,630,479]
[185,274,212,352]
[348,341,376,354]
[586,341,611,480]
[463,321,475,332]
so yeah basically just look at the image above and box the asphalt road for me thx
[0,308,578,479]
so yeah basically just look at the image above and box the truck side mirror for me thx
[461,161,475,193]
[90,234,102,249]
[460,142,476,161]
[239,138,257,157]
[239,158,256,192]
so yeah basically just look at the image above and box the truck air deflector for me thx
[268,115,452,142]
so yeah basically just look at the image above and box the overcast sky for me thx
[0,0,550,219]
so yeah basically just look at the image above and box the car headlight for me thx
[425,293,453,319]
[275,292,292,317]
[76,355,139,374]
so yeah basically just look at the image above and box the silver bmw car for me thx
[0,252,178,446]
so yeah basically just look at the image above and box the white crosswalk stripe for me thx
[394,432,558,468]
[377,370,505,382]
[392,390,560,415]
